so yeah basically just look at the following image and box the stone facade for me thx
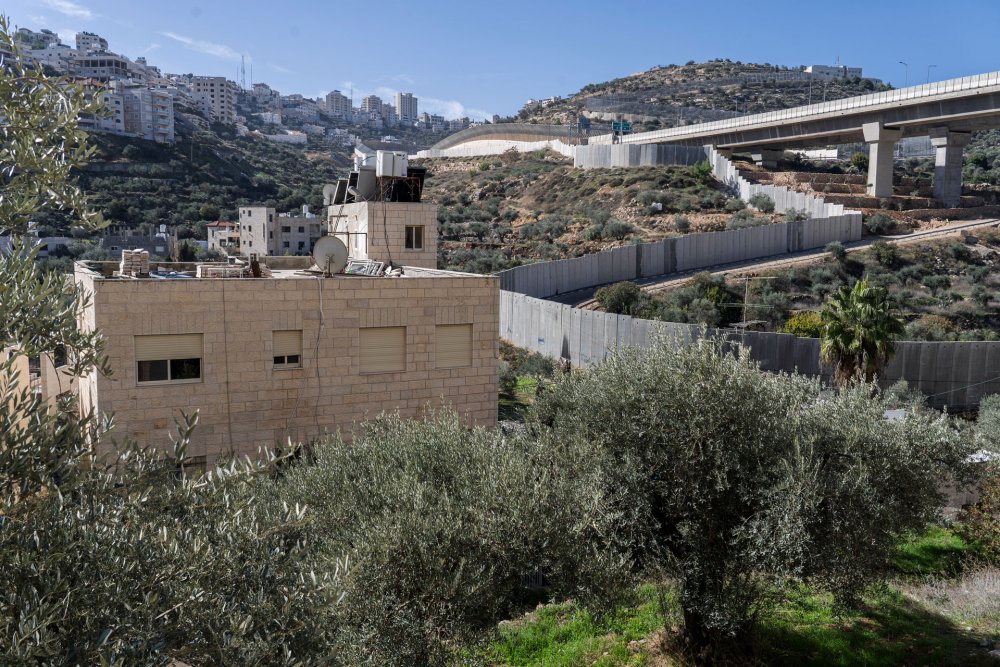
[75,260,498,464]
[237,206,323,257]
[328,202,437,269]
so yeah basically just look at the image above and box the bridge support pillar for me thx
[863,122,902,199]
[751,149,783,169]
[930,128,971,208]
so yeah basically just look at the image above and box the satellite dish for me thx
[322,183,337,206]
[311,236,348,276]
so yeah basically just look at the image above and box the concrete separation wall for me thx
[498,213,862,299]
[573,144,707,169]
[500,291,1000,411]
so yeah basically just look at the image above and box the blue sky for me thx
[6,0,1000,119]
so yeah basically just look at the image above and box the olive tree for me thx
[531,335,971,652]
[1,21,341,664]
[278,410,631,666]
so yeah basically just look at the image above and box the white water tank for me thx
[375,150,408,178]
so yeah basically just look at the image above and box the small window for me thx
[359,326,405,374]
[135,334,203,384]
[273,330,302,369]
[298,226,305,233]
[435,324,473,369]
[281,225,291,233]
[404,225,424,250]
[283,241,290,249]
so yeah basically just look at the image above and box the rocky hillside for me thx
[416,149,783,274]
[519,60,893,131]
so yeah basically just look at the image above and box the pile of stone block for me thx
[119,249,150,277]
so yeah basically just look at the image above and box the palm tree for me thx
[820,279,905,387]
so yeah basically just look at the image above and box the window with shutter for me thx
[435,324,473,369]
[359,326,405,374]
[273,330,302,369]
[134,334,203,384]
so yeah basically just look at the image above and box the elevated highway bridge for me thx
[437,72,1000,207]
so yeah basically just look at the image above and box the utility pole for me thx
[899,61,909,87]
[926,64,937,83]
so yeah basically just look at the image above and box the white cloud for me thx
[28,14,48,23]
[57,28,77,45]
[160,31,245,62]
[40,0,92,19]
[268,62,294,74]
[143,42,161,54]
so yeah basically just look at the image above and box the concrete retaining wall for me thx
[500,291,1000,410]
[415,139,577,159]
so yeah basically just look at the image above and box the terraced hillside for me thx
[416,150,788,274]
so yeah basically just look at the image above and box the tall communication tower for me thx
[240,55,246,90]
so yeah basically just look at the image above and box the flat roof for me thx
[75,258,490,281]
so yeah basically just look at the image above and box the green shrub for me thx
[726,209,768,229]
[724,198,746,213]
[499,360,518,395]
[749,193,775,213]
[826,241,847,262]
[849,152,869,171]
[871,240,899,267]
[972,284,992,308]
[967,265,990,284]
[603,218,636,240]
[781,310,824,338]
[689,159,714,182]
[864,212,896,235]
[672,215,691,233]
[906,313,957,341]
[948,242,973,262]
[783,208,811,222]
[595,281,642,314]
[582,223,604,241]
[921,274,952,296]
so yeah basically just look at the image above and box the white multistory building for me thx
[394,92,418,124]
[804,64,863,80]
[75,31,109,53]
[27,43,78,71]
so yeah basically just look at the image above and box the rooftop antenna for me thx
[240,54,246,90]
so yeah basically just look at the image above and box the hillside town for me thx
[9,25,478,147]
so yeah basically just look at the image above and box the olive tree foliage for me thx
[530,335,972,650]
[1,20,343,663]
[278,410,632,666]
[0,15,104,236]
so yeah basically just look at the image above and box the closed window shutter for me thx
[435,324,472,369]
[273,330,302,357]
[359,326,405,373]
[135,334,203,361]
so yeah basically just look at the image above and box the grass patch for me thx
[482,584,665,666]
[756,584,992,666]
[890,524,973,576]
[478,571,996,666]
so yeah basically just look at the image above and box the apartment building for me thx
[324,89,351,117]
[75,31,109,53]
[191,76,238,125]
[206,221,239,253]
[805,64,863,80]
[360,94,382,113]
[74,219,499,463]
[27,42,77,71]
[394,92,418,124]
[121,85,175,143]
[71,51,130,81]
[238,206,323,256]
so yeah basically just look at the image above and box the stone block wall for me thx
[76,266,498,463]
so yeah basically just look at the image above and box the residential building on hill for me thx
[324,89,351,117]
[73,199,498,465]
[238,206,323,256]
[360,94,382,113]
[191,76,238,125]
[206,221,239,253]
[395,92,418,124]
[75,31,109,53]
